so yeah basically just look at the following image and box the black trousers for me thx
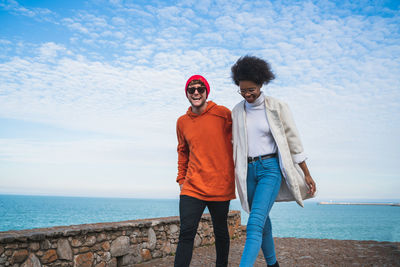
[174,195,230,267]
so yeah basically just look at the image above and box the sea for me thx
[1,194,399,242]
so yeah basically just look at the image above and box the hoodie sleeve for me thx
[176,118,189,185]
[225,109,233,141]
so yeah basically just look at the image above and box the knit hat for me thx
[185,75,210,98]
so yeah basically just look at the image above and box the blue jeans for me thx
[240,156,282,266]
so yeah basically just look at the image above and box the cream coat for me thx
[232,95,315,213]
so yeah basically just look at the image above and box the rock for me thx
[121,254,135,265]
[101,241,110,251]
[11,249,28,264]
[21,253,41,267]
[142,242,149,249]
[148,228,156,250]
[108,257,117,267]
[71,238,82,247]
[40,240,52,250]
[98,251,111,262]
[5,249,13,256]
[85,236,96,246]
[41,249,57,264]
[170,224,179,234]
[161,242,172,255]
[228,224,235,238]
[299,255,313,259]
[110,236,130,257]
[152,250,162,258]
[170,244,177,254]
[74,252,94,267]
[194,234,202,248]
[130,244,140,257]
[97,233,107,242]
[57,239,73,260]
[6,244,18,249]
[79,246,90,253]
[141,249,152,261]
[29,243,40,251]
[19,243,29,248]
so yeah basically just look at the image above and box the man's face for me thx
[187,82,207,109]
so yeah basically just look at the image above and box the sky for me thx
[0,0,399,200]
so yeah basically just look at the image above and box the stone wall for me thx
[0,211,241,267]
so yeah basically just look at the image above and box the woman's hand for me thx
[305,175,316,195]
[298,161,317,195]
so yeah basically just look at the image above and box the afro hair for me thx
[231,55,275,86]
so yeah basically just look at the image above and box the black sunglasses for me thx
[187,86,206,94]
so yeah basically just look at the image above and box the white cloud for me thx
[63,18,90,34]
[0,138,176,165]
[0,0,399,199]
[111,16,125,25]
[0,39,12,45]
[0,0,55,21]
[38,42,68,61]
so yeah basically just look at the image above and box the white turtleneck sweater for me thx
[245,92,277,158]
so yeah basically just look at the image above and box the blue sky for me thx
[0,0,399,200]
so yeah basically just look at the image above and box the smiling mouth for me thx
[192,97,201,100]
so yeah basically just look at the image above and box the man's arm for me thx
[176,120,189,188]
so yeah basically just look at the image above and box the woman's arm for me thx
[278,99,316,195]
[279,102,306,163]
[298,161,316,195]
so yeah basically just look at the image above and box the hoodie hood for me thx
[185,75,210,97]
[186,101,217,118]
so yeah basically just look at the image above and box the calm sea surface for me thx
[1,195,399,242]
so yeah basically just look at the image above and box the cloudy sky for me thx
[0,0,399,200]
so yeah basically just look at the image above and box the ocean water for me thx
[1,194,399,242]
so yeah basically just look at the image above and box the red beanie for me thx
[185,75,210,98]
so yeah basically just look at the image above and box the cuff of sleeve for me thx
[292,152,307,164]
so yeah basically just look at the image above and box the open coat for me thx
[232,95,315,213]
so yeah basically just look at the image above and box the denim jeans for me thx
[240,156,282,266]
[174,195,230,267]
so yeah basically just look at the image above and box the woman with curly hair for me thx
[231,56,316,267]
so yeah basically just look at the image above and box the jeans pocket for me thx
[260,157,279,170]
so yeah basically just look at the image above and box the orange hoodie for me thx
[176,101,235,201]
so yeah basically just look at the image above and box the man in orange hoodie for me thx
[174,75,235,267]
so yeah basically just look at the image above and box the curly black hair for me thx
[231,55,275,86]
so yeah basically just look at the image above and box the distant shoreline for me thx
[318,202,400,206]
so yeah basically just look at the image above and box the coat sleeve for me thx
[279,102,307,164]
[176,119,189,185]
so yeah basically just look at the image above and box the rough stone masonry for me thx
[0,211,241,267]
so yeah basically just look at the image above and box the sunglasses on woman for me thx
[187,86,206,94]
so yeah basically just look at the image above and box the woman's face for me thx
[239,80,262,103]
